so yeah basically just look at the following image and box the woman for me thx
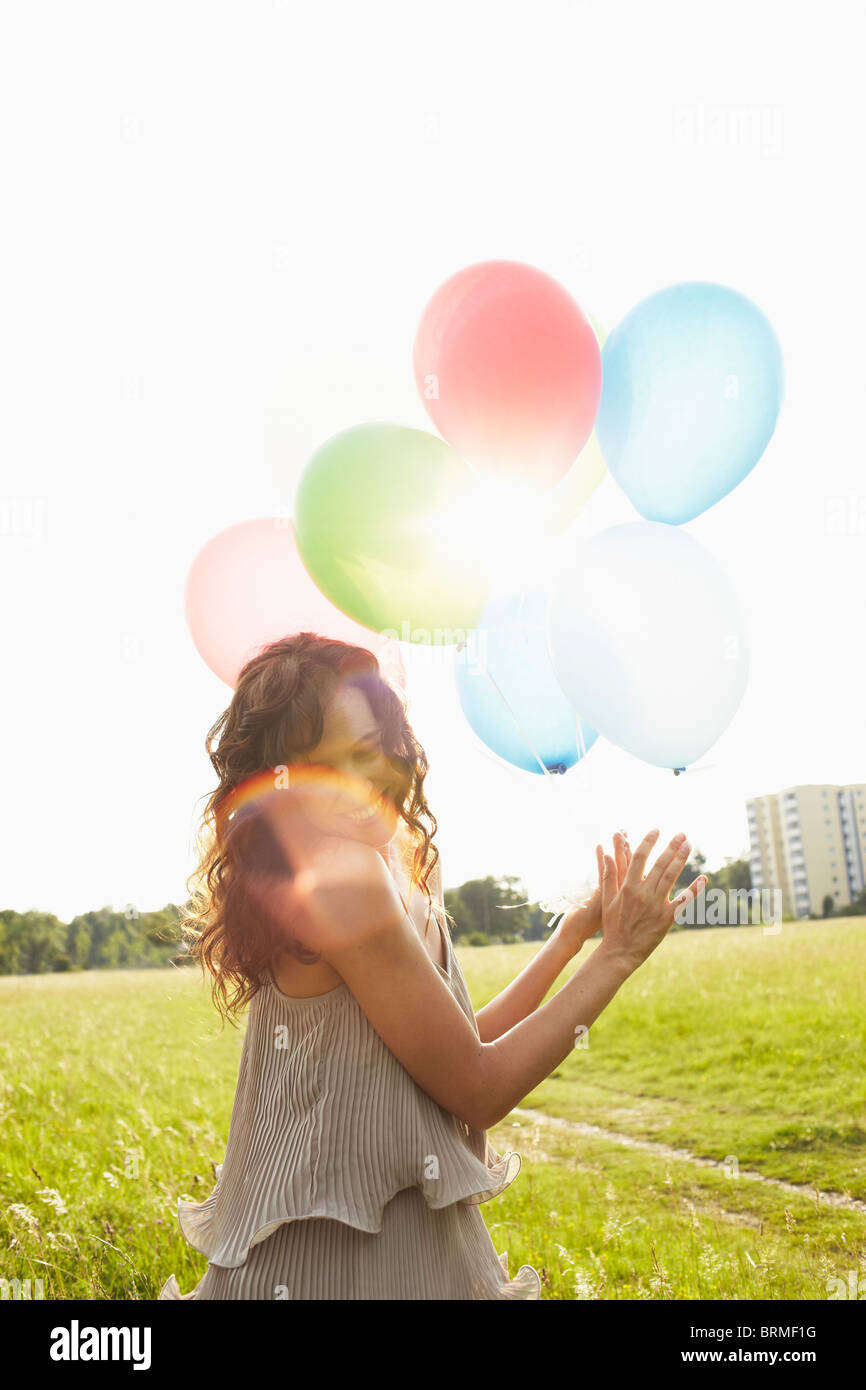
[160,631,705,1300]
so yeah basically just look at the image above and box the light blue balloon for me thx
[597,282,784,524]
[455,589,597,776]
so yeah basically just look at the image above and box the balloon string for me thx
[477,633,588,772]
[575,716,586,759]
[476,642,590,933]
[470,616,593,931]
[498,887,588,933]
[479,666,554,779]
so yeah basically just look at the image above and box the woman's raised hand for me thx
[557,829,633,953]
[594,829,706,973]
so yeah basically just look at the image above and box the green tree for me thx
[445,875,542,943]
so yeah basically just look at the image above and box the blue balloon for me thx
[597,282,784,524]
[455,589,597,776]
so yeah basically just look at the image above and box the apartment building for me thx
[746,784,866,918]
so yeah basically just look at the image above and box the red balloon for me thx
[184,517,406,691]
[413,260,601,490]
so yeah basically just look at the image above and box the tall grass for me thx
[1,919,863,1299]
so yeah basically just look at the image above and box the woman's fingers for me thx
[670,874,707,914]
[623,829,660,888]
[644,835,691,897]
[659,842,694,900]
[595,844,606,894]
[596,844,618,911]
[613,831,629,887]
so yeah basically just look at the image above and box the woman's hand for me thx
[556,830,632,955]
[594,828,706,973]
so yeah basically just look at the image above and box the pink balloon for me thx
[184,517,407,691]
[414,260,602,491]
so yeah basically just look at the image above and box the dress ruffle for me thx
[494,1252,544,1300]
[167,1137,524,1271]
[159,1249,542,1301]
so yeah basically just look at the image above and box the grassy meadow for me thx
[1,918,864,1300]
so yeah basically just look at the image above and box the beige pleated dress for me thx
[160,839,541,1301]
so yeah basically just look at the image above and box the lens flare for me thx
[221,763,398,845]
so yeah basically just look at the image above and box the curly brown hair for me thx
[179,631,451,1026]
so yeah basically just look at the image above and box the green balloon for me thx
[293,422,490,643]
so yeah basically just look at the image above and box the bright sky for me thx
[2,1,863,921]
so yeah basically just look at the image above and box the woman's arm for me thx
[473,925,576,1043]
[307,829,702,1132]
[320,892,634,1131]
[469,834,632,1042]
[434,847,580,1043]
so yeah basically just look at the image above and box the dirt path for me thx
[509,1107,866,1215]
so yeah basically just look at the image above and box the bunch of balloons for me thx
[185,259,783,776]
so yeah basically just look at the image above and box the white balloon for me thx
[546,522,749,769]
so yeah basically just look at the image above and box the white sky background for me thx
[1,1,863,920]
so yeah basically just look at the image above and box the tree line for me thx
[2,852,861,975]
[0,905,186,976]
